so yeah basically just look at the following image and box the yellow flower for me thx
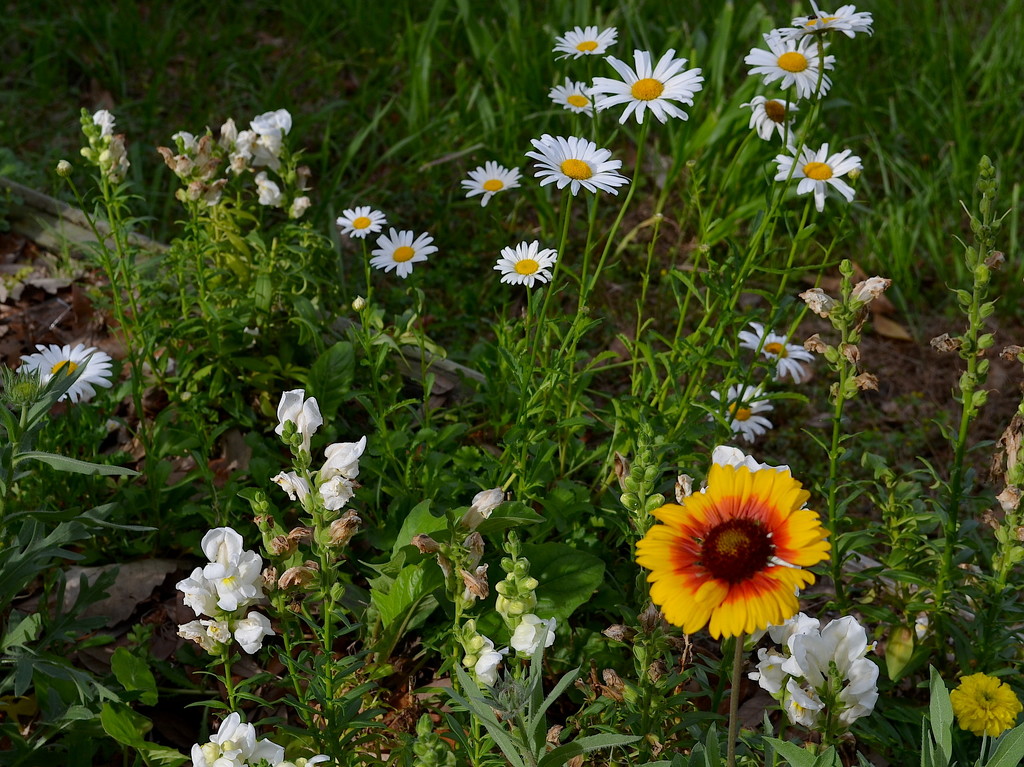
[950,673,1022,737]
[636,460,830,638]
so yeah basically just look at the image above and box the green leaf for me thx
[987,724,1024,767]
[307,341,355,422]
[473,501,544,536]
[370,562,443,628]
[100,702,150,748]
[763,738,817,767]
[111,647,158,706]
[16,451,138,476]
[1,612,42,650]
[391,500,446,558]
[928,666,953,766]
[523,543,604,624]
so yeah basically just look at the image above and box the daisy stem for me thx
[531,192,574,368]
[726,632,745,767]
[581,120,649,305]
[362,239,373,307]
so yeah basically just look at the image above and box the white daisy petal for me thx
[19,343,114,404]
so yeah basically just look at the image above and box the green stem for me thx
[726,633,745,767]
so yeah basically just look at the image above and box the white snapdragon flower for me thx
[289,195,311,219]
[272,471,310,503]
[175,567,220,617]
[474,638,507,686]
[768,612,821,650]
[510,614,557,655]
[93,109,116,137]
[320,476,357,511]
[255,171,284,206]
[208,712,284,766]
[249,109,292,169]
[785,678,824,727]
[233,611,275,654]
[275,389,323,452]
[319,436,367,481]
[177,619,226,653]
[200,527,265,612]
[748,647,788,694]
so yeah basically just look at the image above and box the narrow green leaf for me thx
[763,738,817,767]
[17,451,138,476]
[928,666,953,765]
[986,724,1024,767]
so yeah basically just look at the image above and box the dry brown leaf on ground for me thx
[871,315,913,341]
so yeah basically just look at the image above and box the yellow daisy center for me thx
[805,15,838,27]
[567,94,590,108]
[560,158,593,180]
[52,360,78,375]
[765,342,788,357]
[803,161,834,181]
[515,258,540,275]
[576,40,599,52]
[764,100,787,123]
[482,179,504,192]
[701,518,774,583]
[352,216,371,230]
[777,51,809,72]
[393,246,415,263]
[729,403,753,421]
[631,78,665,101]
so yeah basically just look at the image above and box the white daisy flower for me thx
[370,228,436,278]
[745,30,835,100]
[591,49,704,124]
[553,25,618,60]
[548,78,595,115]
[741,96,799,142]
[460,161,521,207]
[337,206,387,239]
[18,343,114,404]
[525,134,629,196]
[738,322,815,383]
[709,384,774,444]
[786,2,874,39]
[494,241,558,287]
[774,143,862,212]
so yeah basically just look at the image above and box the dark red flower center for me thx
[700,517,774,583]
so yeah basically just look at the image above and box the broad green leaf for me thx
[763,738,817,767]
[987,724,1024,767]
[473,501,544,536]
[17,451,138,476]
[308,341,355,422]
[370,562,443,628]
[100,702,150,748]
[1,612,42,650]
[523,543,604,624]
[391,500,446,557]
[111,647,158,706]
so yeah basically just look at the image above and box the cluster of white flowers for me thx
[80,109,130,183]
[272,389,367,514]
[175,528,275,655]
[749,612,879,729]
[156,108,311,217]
[460,612,557,687]
[190,712,331,767]
[740,2,869,211]
[335,205,438,281]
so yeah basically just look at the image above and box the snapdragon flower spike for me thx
[276,389,323,453]
[200,527,266,612]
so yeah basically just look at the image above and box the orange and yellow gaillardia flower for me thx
[636,460,830,638]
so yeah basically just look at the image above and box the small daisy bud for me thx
[56,159,72,177]
[352,296,367,311]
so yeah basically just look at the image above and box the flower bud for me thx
[56,159,72,177]
[352,296,367,312]
[327,510,361,547]
[412,534,441,554]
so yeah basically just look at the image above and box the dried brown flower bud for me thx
[603,624,637,643]
[278,562,318,590]
[600,669,626,702]
[261,566,278,592]
[614,452,630,492]
[851,276,892,305]
[931,334,962,353]
[853,372,879,391]
[841,343,861,364]
[268,535,296,557]
[997,486,1022,513]
[1000,345,1024,361]
[804,334,828,354]
[327,511,361,547]
[648,660,668,683]
[799,288,837,318]
[546,725,564,747]
[464,531,485,567]
[460,564,489,601]
[985,251,1005,269]
[674,473,694,503]
[412,534,441,554]
[288,526,314,544]
[638,603,664,633]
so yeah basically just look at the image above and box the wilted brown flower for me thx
[799,288,837,318]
